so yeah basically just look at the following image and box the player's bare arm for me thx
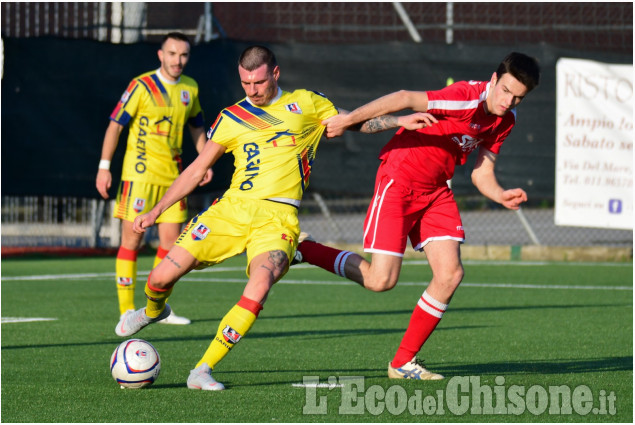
[189,124,214,186]
[96,121,124,199]
[471,148,527,210]
[358,115,399,133]
[133,140,226,233]
[323,90,429,138]
[363,112,438,133]
[352,112,438,134]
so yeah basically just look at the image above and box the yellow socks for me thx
[116,247,137,314]
[144,278,173,319]
[151,246,174,311]
[196,296,263,369]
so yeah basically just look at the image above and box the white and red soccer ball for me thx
[110,339,161,389]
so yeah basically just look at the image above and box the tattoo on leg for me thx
[260,250,288,279]
[165,255,181,269]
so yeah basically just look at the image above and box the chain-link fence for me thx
[2,2,632,54]
[2,193,631,254]
[211,2,632,53]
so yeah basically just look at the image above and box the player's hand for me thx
[132,212,157,234]
[96,169,112,199]
[397,112,438,130]
[500,188,528,210]
[322,113,351,138]
[198,168,213,187]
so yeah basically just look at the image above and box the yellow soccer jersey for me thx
[207,88,337,205]
[110,69,204,187]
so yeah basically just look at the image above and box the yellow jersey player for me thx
[115,45,337,391]
[115,45,430,391]
[96,32,212,325]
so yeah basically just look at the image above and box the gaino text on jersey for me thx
[134,115,174,175]
[239,130,300,191]
[240,142,261,191]
[135,116,150,174]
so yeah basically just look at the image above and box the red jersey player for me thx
[295,52,541,380]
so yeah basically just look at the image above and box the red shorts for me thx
[363,170,465,257]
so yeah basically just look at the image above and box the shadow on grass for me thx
[211,356,634,377]
[190,302,630,324]
[437,356,634,376]
[1,301,628,350]
[0,325,487,350]
[149,356,634,389]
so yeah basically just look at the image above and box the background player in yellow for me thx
[114,45,432,390]
[96,32,212,325]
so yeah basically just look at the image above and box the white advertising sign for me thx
[555,58,633,229]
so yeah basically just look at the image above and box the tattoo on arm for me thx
[359,115,399,133]
[165,255,182,269]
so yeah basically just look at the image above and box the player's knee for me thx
[438,264,464,292]
[364,273,399,292]
[147,271,174,290]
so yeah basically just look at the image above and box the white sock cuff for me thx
[334,251,353,278]
[422,290,448,311]
[417,290,448,319]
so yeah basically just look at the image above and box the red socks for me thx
[298,242,449,368]
[391,290,448,368]
[297,241,354,278]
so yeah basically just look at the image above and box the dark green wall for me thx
[2,38,631,200]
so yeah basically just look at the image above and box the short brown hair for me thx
[238,45,278,72]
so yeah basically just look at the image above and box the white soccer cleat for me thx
[387,357,444,380]
[291,232,316,265]
[158,310,191,325]
[187,363,225,391]
[115,304,172,337]
[119,309,135,320]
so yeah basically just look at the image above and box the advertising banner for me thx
[555,58,633,229]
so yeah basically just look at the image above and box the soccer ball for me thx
[110,339,161,389]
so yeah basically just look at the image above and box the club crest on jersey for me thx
[181,90,191,106]
[285,102,302,114]
[133,198,146,213]
[117,277,133,286]
[191,223,210,241]
[222,325,242,344]
[120,90,131,103]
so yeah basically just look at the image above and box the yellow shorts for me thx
[175,196,299,276]
[113,180,188,224]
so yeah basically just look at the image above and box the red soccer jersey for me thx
[378,80,516,192]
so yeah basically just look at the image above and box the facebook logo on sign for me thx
[608,199,623,214]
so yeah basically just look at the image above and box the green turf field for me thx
[1,254,632,422]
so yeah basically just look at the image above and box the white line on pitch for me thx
[1,317,58,324]
[291,383,344,388]
[174,277,632,291]
[2,264,632,292]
